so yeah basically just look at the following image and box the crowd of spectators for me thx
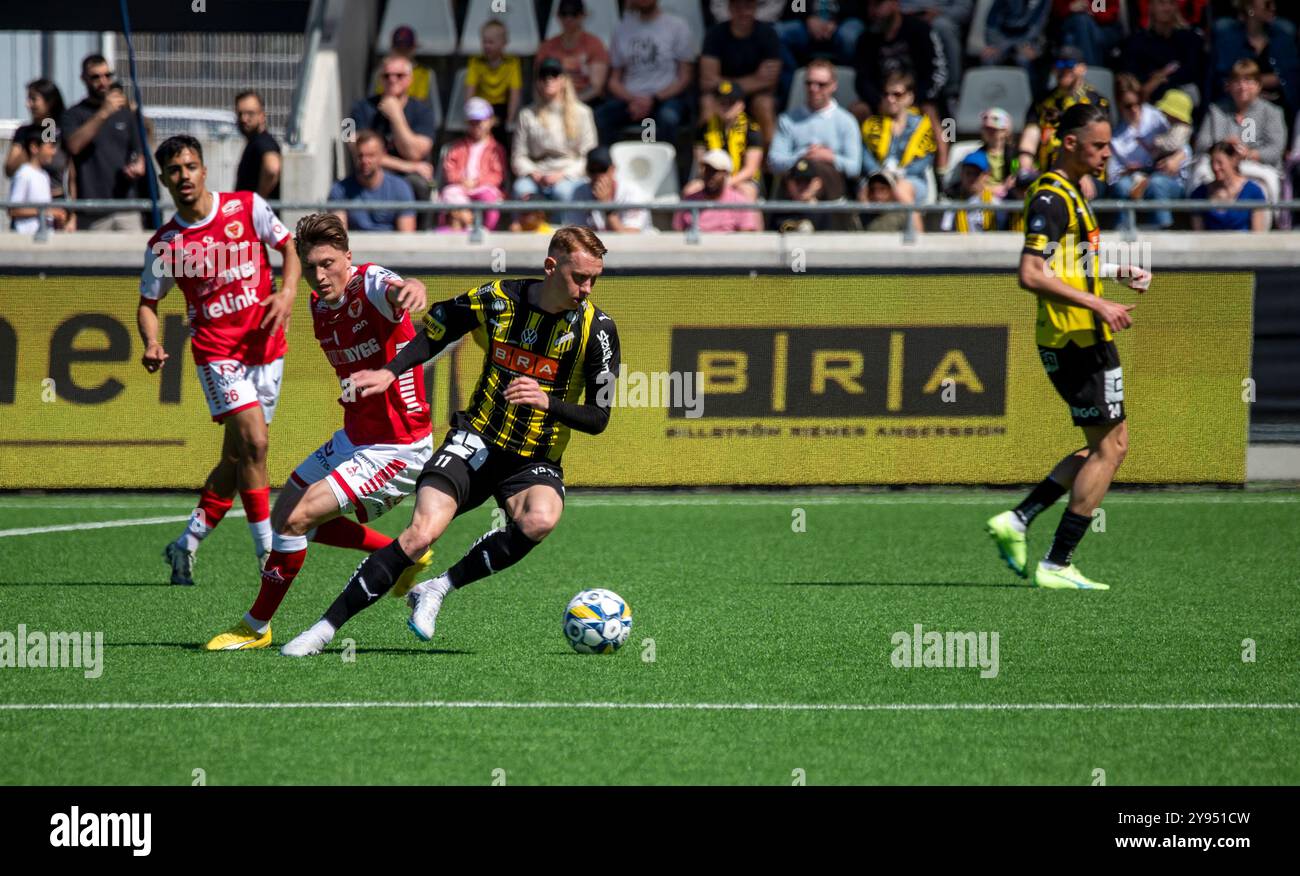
[8,0,1300,235]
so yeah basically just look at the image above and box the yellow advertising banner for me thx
[0,272,1251,488]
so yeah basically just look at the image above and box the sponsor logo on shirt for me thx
[492,342,560,383]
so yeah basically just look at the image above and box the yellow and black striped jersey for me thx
[1021,169,1108,349]
[422,278,621,461]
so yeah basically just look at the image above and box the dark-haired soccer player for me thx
[281,226,620,656]
[986,102,1152,591]
[139,135,299,585]
[204,213,435,650]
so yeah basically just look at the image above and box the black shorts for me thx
[416,427,565,516]
[1038,340,1126,427]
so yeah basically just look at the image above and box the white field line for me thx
[0,511,245,538]
[0,700,1296,714]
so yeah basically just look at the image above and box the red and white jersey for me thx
[140,191,292,366]
[311,262,431,446]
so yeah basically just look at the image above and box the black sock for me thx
[323,541,415,630]
[446,522,540,589]
[1013,477,1068,526]
[1047,510,1092,567]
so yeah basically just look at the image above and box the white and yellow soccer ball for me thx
[563,589,632,654]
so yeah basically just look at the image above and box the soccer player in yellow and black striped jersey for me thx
[986,103,1152,592]
[281,227,620,655]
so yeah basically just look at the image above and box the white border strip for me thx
[0,511,245,538]
[0,701,1295,714]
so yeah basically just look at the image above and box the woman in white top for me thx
[510,59,597,203]
[1106,73,1185,229]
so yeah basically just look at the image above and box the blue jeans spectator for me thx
[1060,14,1123,67]
[595,95,691,146]
[1107,172,1183,229]
[511,174,588,202]
[775,18,865,105]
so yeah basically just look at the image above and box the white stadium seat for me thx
[544,0,619,47]
[375,0,456,57]
[443,68,468,133]
[611,141,679,201]
[459,0,541,56]
[956,67,1032,136]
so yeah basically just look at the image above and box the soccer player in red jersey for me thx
[138,135,300,585]
[205,213,436,649]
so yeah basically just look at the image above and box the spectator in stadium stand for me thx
[1105,74,1187,230]
[708,0,788,23]
[1119,0,1208,107]
[699,0,782,144]
[860,71,937,204]
[1194,59,1286,189]
[973,107,1023,198]
[859,168,910,232]
[535,0,610,105]
[932,149,1003,232]
[684,80,764,200]
[564,145,653,232]
[1136,0,1207,28]
[346,53,437,224]
[899,1,973,104]
[1189,140,1269,231]
[512,60,597,205]
[1052,0,1125,68]
[328,129,417,232]
[775,0,866,102]
[596,0,695,146]
[4,79,70,203]
[62,53,147,230]
[370,25,436,105]
[438,98,507,232]
[673,149,762,232]
[771,157,837,232]
[234,90,281,200]
[768,59,862,200]
[1212,0,1299,122]
[8,126,69,234]
[508,193,555,233]
[977,0,1052,81]
[466,19,524,139]
[850,0,950,169]
[1017,45,1110,195]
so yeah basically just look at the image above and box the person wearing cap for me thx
[1119,0,1207,107]
[536,0,610,105]
[1018,44,1110,193]
[974,107,1023,198]
[370,25,435,105]
[1105,73,1185,229]
[978,0,1051,77]
[768,59,861,200]
[1053,0,1124,68]
[699,0,782,143]
[467,19,524,139]
[860,71,936,207]
[566,145,653,233]
[512,60,598,205]
[597,0,694,147]
[860,169,910,232]
[771,157,833,232]
[935,149,1003,232]
[439,98,508,232]
[685,80,764,199]
[673,148,762,233]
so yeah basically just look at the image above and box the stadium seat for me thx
[965,0,995,56]
[1084,67,1116,122]
[375,0,456,56]
[544,0,619,47]
[610,141,680,201]
[785,65,859,114]
[459,0,542,56]
[443,68,468,133]
[955,67,1032,136]
[656,0,706,57]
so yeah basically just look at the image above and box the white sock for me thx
[308,619,336,644]
[178,510,213,553]
[1006,512,1027,534]
[1040,559,1064,571]
[248,518,272,558]
[243,612,270,635]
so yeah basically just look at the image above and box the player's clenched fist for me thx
[351,368,395,398]
[142,342,169,373]
[503,377,550,411]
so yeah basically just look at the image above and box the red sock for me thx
[313,517,393,552]
[180,489,234,552]
[248,548,306,623]
[240,487,272,556]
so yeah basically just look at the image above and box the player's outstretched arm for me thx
[136,298,169,373]
[260,241,301,333]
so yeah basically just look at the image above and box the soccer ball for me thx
[563,589,632,654]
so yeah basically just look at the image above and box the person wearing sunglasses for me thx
[1018,45,1110,196]
[535,0,610,105]
[63,53,147,230]
[768,59,861,202]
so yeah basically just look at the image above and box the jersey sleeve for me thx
[547,310,621,435]
[1022,190,1069,257]
[250,193,291,249]
[362,263,404,323]
[139,243,175,300]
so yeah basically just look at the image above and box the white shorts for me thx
[196,358,284,424]
[290,428,434,522]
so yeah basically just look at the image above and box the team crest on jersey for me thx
[553,332,574,353]
[1040,350,1059,374]
[521,327,538,345]
[347,295,364,318]
[160,229,179,242]
[491,299,506,312]
[224,220,244,239]
[221,199,241,216]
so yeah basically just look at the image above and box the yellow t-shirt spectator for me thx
[466,55,522,106]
